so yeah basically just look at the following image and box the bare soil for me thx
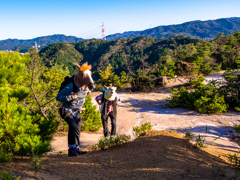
[1,73,240,180]
[1,131,239,180]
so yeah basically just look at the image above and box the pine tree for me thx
[0,51,69,157]
[0,52,50,156]
[98,64,131,89]
[81,95,102,131]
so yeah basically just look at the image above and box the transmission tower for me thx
[32,41,40,52]
[102,22,106,40]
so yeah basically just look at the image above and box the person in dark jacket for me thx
[95,85,121,137]
[56,62,95,156]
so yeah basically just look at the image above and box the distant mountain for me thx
[0,34,84,51]
[2,17,240,52]
[106,17,240,40]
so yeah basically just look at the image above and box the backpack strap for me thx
[72,75,78,93]
[101,91,105,102]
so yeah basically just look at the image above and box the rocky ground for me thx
[1,72,240,180]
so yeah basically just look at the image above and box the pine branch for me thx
[29,53,47,118]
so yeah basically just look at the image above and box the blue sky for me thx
[0,0,240,40]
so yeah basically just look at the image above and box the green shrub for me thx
[195,134,206,148]
[97,64,131,90]
[0,148,13,163]
[166,86,200,109]
[193,95,227,113]
[0,51,64,157]
[0,170,20,180]
[166,76,228,113]
[30,150,43,177]
[214,63,222,72]
[228,153,240,179]
[234,125,240,133]
[189,75,205,88]
[234,107,240,112]
[220,70,240,110]
[0,94,51,156]
[81,95,102,131]
[92,134,131,150]
[181,129,194,140]
[129,71,155,91]
[132,122,153,137]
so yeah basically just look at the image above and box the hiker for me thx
[56,62,95,156]
[95,85,121,137]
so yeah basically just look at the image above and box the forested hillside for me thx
[0,34,84,52]
[40,42,83,74]
[40,35,200,77]
[106,17,240,40]
[40,31,240,82]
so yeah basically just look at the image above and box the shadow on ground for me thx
[4,131,238,180]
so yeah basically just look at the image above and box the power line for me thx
[80,29,101,39]
[75,23,121,39]
[83,32,102,39]
[104,25,119,31]
[76,27,101,37]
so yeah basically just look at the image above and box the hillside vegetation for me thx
[40,31,240,80]
[40,35,200,77]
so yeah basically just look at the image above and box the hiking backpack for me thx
[59,75,77,93]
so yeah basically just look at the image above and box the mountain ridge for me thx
[1,17,240,51]
[106,17,240,40]
[0,34,84,51]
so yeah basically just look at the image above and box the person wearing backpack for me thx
[56,62,95,156]
[95,85,121,137]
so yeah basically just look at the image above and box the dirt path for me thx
[51,72,240,154]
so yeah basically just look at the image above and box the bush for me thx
[166,76,228,113]
[0,51,64,157]
[193,95,227,113]
[234,125,240,133]
[132,122,153,137]
[214,63,222,72]
[195,134,206,148]
[0,170,20,180]
[92,134,131,150]
[81,95,102,131]
[220,70,240,110]
[189,75,205,87]
[166,86,200,109]
[97,64,131,90]
[0,148,13,163]
[0,90,51,156]
[181,129,194,140]
[130,72,154,91]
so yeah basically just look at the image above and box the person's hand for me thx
[96,100,103,105]
[72,92,78,99]
[116,100,121,105]
[87,90,91,95]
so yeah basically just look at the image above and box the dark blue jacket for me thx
[56,82,89,112]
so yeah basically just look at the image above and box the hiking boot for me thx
[110,135,116,139]
[76,148,87,155]
[68,148,78,156]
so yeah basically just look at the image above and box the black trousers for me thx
[101,114,116,137]
[62,111,81,147]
